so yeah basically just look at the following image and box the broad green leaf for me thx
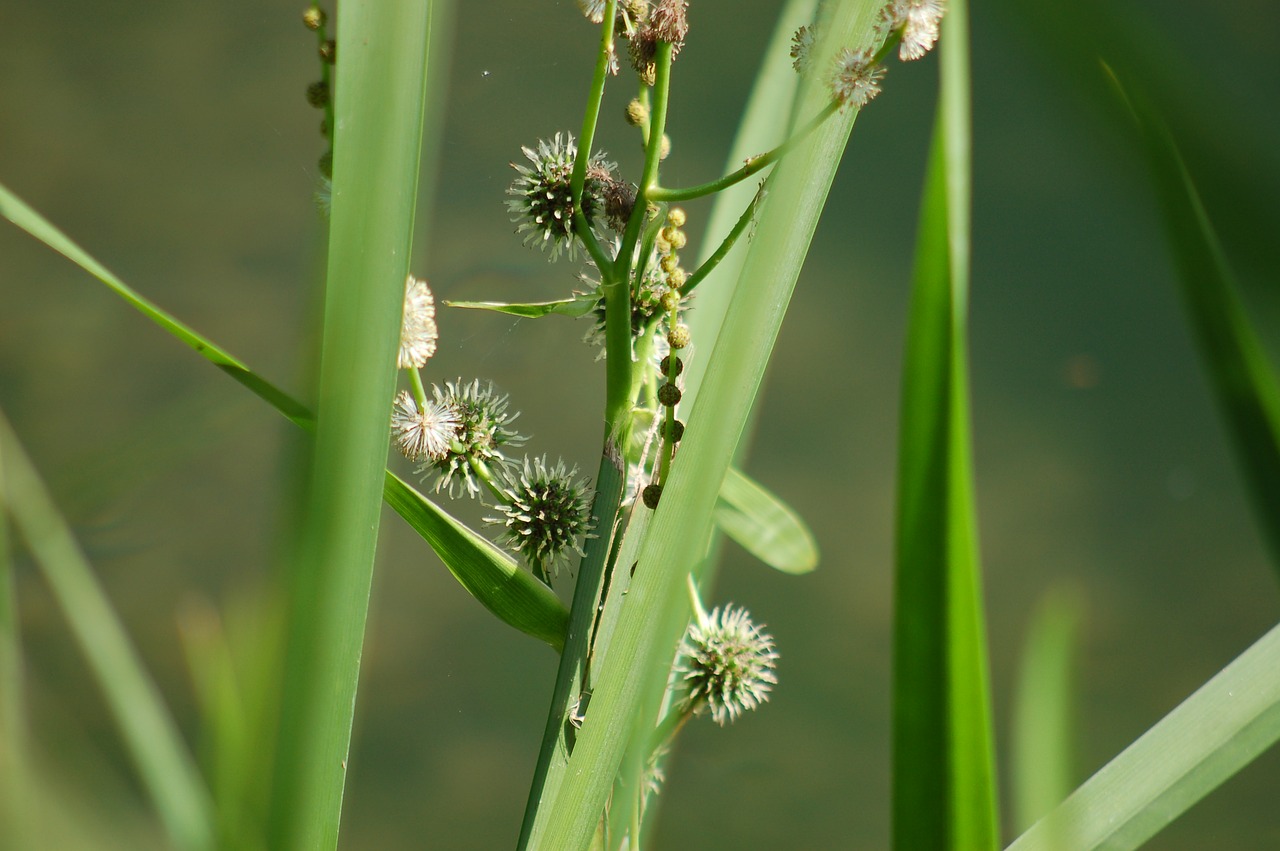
[1007,619,1280,851]
[383,473,567,650]
[1012,587,1083,836]
[0,410,215,851]
[715,466,818,574]
[1109,71,1280,572]
[0,186,566,651]
[446,293,598,318]
[267,3,436,847]
[891,2,999,849]
[533,4,885,848]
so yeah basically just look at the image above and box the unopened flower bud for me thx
[626,98,649,126]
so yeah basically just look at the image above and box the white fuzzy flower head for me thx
[881,0,946,61]
[830,47,885,110]
[790,25,815,74]
[391,391,459,462]
[679,605,779,726]
[398,275,438,369]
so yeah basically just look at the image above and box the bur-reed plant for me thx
[3,0,1280,849]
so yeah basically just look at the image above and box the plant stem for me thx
[517,446,626,849]
[681,181,767,296]
[649,101,838,202]
[568,0,617,275]
[408,366,428,407]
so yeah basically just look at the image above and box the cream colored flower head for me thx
[398,275,438,369]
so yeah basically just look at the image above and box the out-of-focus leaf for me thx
[0,411,215,851]
[1007,620,1280,851]
[384,474,567,651]
[446,293,598,318]
[1108,69,1280,573]
[715,466,818,574]
[1012,587,1083,836]
[891,2,999,849]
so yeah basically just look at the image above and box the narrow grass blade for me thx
[1107,72,1280,571]
[715,466,819,574]
[0,410,215,851]
[177,594,283,851]
[892,3,999,848]
[384,473,567,650]
[0,183,566,648]
[1007,619,1280,850]
[532,5,884,847]
[0,184,312,430]
[267,3,435,848]
[0,424,28,846]
[446,294,598,318]
[1012,587,1083,837]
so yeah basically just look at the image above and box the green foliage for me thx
[891,3,999,847]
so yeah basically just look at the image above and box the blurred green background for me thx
[3,0,1280,847]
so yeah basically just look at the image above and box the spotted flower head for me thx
[879,0,946,61]
[422,379,525,498]
[391,390,459,462]
[490,456,594,580]
[507,133,615,262]
[830,47,885,110]
[398,275,439,369]
[679,604,779,726]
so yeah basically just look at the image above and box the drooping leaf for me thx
[715,466,818,574]
[0,184,312,430]
[384,473,567,650]
[0,181,567,651]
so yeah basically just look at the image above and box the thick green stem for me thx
[517,446,626,849]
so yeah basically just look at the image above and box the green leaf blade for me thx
[1007,621,1280,851]
[0,411,215,851]
[445,294,598,318]
[1011,587,1083,836]
[267,3,435,849]
[892,2,999,848]
[383,474,567,651]
[1110,72,1280,573]
[715,466,818,574]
